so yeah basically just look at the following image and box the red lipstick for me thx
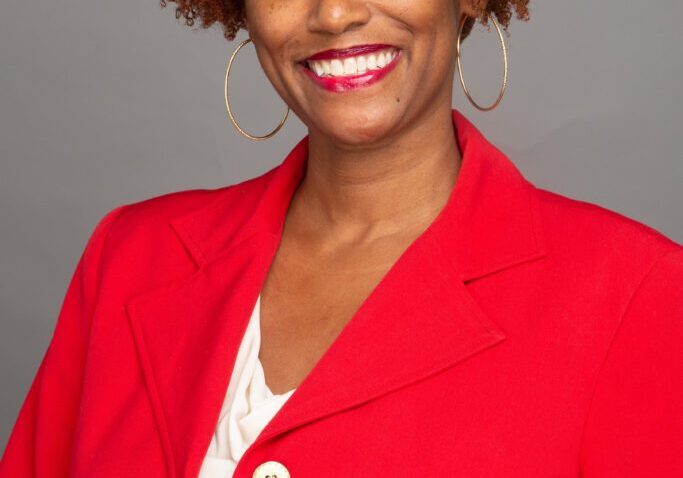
[299,44,402,93]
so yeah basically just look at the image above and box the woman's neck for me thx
[292,103,461,241]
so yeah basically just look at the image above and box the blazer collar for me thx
[126,108,547,478]
[170,108,546,282]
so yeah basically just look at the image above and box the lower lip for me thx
[300,50,402,93]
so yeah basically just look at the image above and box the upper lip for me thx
[301,44,398,63]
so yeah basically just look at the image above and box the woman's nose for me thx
[306,0,372,35]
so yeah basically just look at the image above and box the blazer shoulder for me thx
[79,168,280,305]
[95,166,278,266]
[111,167,275,235]
[532,185,682,271]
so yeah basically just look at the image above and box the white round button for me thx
[252,460,290,478]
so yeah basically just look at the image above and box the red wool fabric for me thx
[1,109,682,477]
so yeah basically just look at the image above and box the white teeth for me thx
[343,57,356,75]
[377,53,386,68]
[330,59,344,76]
[357,55,367,73]
[306,48,398,78]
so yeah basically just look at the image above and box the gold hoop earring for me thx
[225,38,290,141]
[455,13,508,112]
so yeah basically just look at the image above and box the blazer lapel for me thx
[125,108,548,478]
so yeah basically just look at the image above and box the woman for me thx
[1,0,682,477]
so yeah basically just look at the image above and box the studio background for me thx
[1,0,681,449]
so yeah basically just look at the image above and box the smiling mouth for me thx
[301,47,400,78]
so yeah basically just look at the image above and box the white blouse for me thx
[198,294,296,478]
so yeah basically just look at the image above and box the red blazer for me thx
[2,109,682,477]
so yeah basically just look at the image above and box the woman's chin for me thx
[311,108,404,148]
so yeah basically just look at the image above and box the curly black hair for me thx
[159,0,530,42]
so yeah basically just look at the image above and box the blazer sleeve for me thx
[579,248,683,476]
[0,205,127,477]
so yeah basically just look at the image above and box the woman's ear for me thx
[459,0,489,20]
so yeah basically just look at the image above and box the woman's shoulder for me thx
[107,167,276,239]
[530,183,682,283]
[85,168,277,272]
[70,169,279,308]
[119,170,273,225]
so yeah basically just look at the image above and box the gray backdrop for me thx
[1,0,681,449]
